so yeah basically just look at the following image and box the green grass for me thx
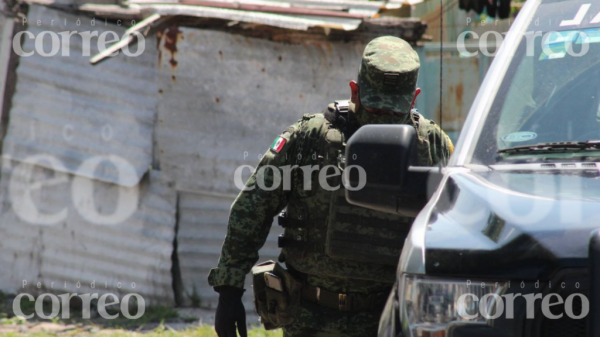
[0,291,283,337]
[0,291,180,328]
[104,306,180,328]
[0,315,28,325]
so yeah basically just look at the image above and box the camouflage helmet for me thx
[358,36,420,114]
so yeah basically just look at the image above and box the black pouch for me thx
[251,260,302,330]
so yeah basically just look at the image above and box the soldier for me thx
[208,36,454,337]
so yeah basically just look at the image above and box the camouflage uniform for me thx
[209,36,453,337]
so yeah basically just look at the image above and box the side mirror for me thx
[344,125,442,216]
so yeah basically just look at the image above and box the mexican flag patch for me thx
[270,136,287,153]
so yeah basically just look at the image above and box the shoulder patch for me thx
[270,136,287,153]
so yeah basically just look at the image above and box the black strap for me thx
[278,207,310,229]
[334,211,413,230]
[278,234,327,254]
[278,234,305,248]
[324,107,346,128]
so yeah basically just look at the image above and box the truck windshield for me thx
[472,0,600,164]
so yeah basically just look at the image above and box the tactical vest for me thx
[278,102,434,284]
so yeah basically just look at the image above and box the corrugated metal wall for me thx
[0,13,7,51]
[0,6,176,305]
[415,43,494,143]
[0,12,14,121]
[177,192,282,309]
[156,27,366,194]
[0,162,177,305]
[413,0,471,43]
[2,5,157,187]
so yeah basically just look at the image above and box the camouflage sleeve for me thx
[427,121,454,166]
[207,121,300,289]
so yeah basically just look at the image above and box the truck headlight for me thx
[401,275,506,337]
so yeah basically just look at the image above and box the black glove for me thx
[214,286,247,337]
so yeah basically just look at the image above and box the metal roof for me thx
[22,0,424,35]
[2,5,158,187]
[145,4,363,31]
[129,0,406,13]
[0,163,177,305]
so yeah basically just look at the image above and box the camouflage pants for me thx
[281,299,380,337]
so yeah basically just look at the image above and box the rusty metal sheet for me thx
[148,4,362,31]
[0,12,14,118]
[129,0,392,30]
[0,162,177,305]
[2,5,158,187]
[155,26,365,194]
[415,43,494,143]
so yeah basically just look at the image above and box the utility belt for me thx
[301,284,389,312]
[251,260,391,330]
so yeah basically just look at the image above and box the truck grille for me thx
[531,269,588,337]
[539,294,587,337]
